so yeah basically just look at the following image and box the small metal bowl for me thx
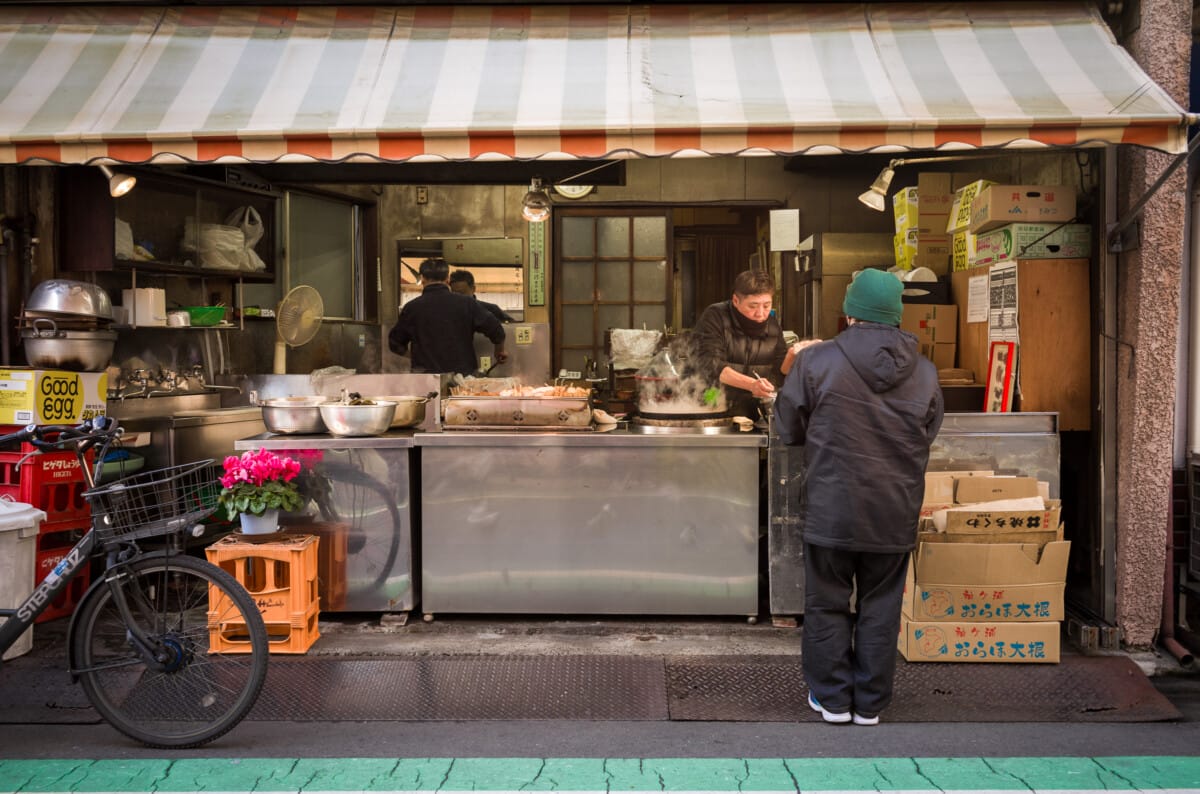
[318,401,397,437]
[261,396,327,435]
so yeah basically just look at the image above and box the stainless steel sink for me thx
[106,396,265,468]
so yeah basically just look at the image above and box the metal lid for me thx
[25,279,114,320]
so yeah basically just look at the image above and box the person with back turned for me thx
[388,257,507,375]
[773,267,944,726]
[449,269,515,323]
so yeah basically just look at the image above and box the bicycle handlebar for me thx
[0,417,123,454]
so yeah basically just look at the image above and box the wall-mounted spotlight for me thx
[521,178,551,223]
[99,164,136,197]
[858,154,992,212]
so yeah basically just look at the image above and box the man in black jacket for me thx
[773,267,944,726]
[389,258,507,375]
[449,269,515,323]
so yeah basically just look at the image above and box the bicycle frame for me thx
[0,526,97,657]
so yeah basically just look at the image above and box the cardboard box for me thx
[917,172,954,216]
[946,179,995,233]
[901,304,958,344]
[919,526,1063,548]
[0,369,108,426]
[971,223,1092,266]
[924,473,956,506]
[914,540,1070,585]
[942,499,1061,535]
[894,231,915,270]
[893,187,919,233]
[898,616,1061,662]
[951,231,977,271]
[919,341,956,369]
[912,234,951,273]
[968,185,1076,234]
[955,476,1040,504]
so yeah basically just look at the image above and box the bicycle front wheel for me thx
[71,553,268,749]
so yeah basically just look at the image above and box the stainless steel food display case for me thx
[415,429,767,617]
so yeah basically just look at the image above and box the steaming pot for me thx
[634,349,726,417]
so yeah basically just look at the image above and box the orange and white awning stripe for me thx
[0,2,1187,165]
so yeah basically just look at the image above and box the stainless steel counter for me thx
[234,434,415,612]
[416,427,766,617]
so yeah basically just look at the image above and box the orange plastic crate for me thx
[281,520,348,611]
[205,533,320,654]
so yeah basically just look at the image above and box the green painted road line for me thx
[1,757,1199,792]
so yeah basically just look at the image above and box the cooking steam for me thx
[634,333,726,415]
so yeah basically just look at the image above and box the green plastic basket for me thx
[185,306,226,326]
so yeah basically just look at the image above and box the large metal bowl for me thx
[376,395,432,428]
[319,401,397,437]
[21,322,116,371]
[260,396,327,435]
[26,279,114,320]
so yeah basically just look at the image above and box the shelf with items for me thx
[58,166,279,282]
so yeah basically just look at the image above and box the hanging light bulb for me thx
[99,164,136,197]
[857,164,895,211]
[521,178,551,223]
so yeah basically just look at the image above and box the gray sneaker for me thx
[852,712,880,726]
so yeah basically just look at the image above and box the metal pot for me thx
[319,401,397,437]
[21,320,116,371]
[25,279,113,320]
[260,396,327,435]
[376,394,434,428]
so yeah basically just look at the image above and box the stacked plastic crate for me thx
[0,429,94,622]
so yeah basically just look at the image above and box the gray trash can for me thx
[0,498,46,660]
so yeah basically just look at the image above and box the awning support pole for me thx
[1108,131,1200,253]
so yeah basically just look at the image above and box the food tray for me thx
[443,396,592,429]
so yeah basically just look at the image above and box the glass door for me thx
[555,211,670,376]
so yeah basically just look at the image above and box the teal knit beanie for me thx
[843,268,903,326]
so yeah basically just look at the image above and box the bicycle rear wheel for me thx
[71,553,268,749]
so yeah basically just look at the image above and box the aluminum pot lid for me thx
[26,279,114,319]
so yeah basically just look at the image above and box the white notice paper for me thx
[967,275,988,323]
[769,209,800,252]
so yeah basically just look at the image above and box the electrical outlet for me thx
[416,186,428,205]
[515,326,532,345]
[479,355,492,371]
[357,334,365,348]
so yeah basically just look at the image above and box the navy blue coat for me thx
[773,322,944,553]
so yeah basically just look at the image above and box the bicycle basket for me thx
[85,459,217,545]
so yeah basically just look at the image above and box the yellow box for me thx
[946,179,995,234]
[952,231,977,271]
[894,231,915,270]
[892,187,919,234]
[0,369,107,426]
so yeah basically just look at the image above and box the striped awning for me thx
[0,2,1188,165]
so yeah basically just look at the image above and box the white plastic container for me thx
[0,498,46,660]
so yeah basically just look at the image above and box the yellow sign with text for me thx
[0,369,108,426]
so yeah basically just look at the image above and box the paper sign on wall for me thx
[769,209,800,252]
[967,275,988,323]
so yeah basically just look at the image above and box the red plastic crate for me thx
[0,448,93,530]
[34,526,90,623]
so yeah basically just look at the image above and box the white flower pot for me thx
[239,509,280,535]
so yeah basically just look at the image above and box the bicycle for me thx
[0,417,268,748]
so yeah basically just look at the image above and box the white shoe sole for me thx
[808,694,851,724]
[852,713,879,726]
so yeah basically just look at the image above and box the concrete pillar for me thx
[1114,0,1191,646]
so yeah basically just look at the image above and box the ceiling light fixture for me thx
[99,164,136,197]
[857,154,993,212]
[521,178,551,223]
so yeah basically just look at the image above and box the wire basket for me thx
[85,459,217,545]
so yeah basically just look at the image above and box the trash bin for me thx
[0,498,46,660]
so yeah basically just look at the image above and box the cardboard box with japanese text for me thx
[968,185,1076,234]
[951,231,977,271]
[0,369,108,426]
[901,304,958,345]
[946,179,995,234]
[898,616,1061,663]
[971,223,1092,266]
[902,541,1070,623]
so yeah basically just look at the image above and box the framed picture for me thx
[985,341,1017,412]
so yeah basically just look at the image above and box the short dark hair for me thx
[419,258,450,282]
[449,270,475,288]
[733,269,775,298]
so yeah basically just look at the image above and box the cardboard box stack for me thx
[900,304,956,370]
[961,184,1087,268]
[946,179,994,271]
[893,174,953,274]
[899,472,1068,664]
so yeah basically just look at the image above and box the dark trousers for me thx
[802,543,909,717]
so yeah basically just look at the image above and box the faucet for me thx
[189,364,242,395]
[117,368,152,400]
[146,369,181,398]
